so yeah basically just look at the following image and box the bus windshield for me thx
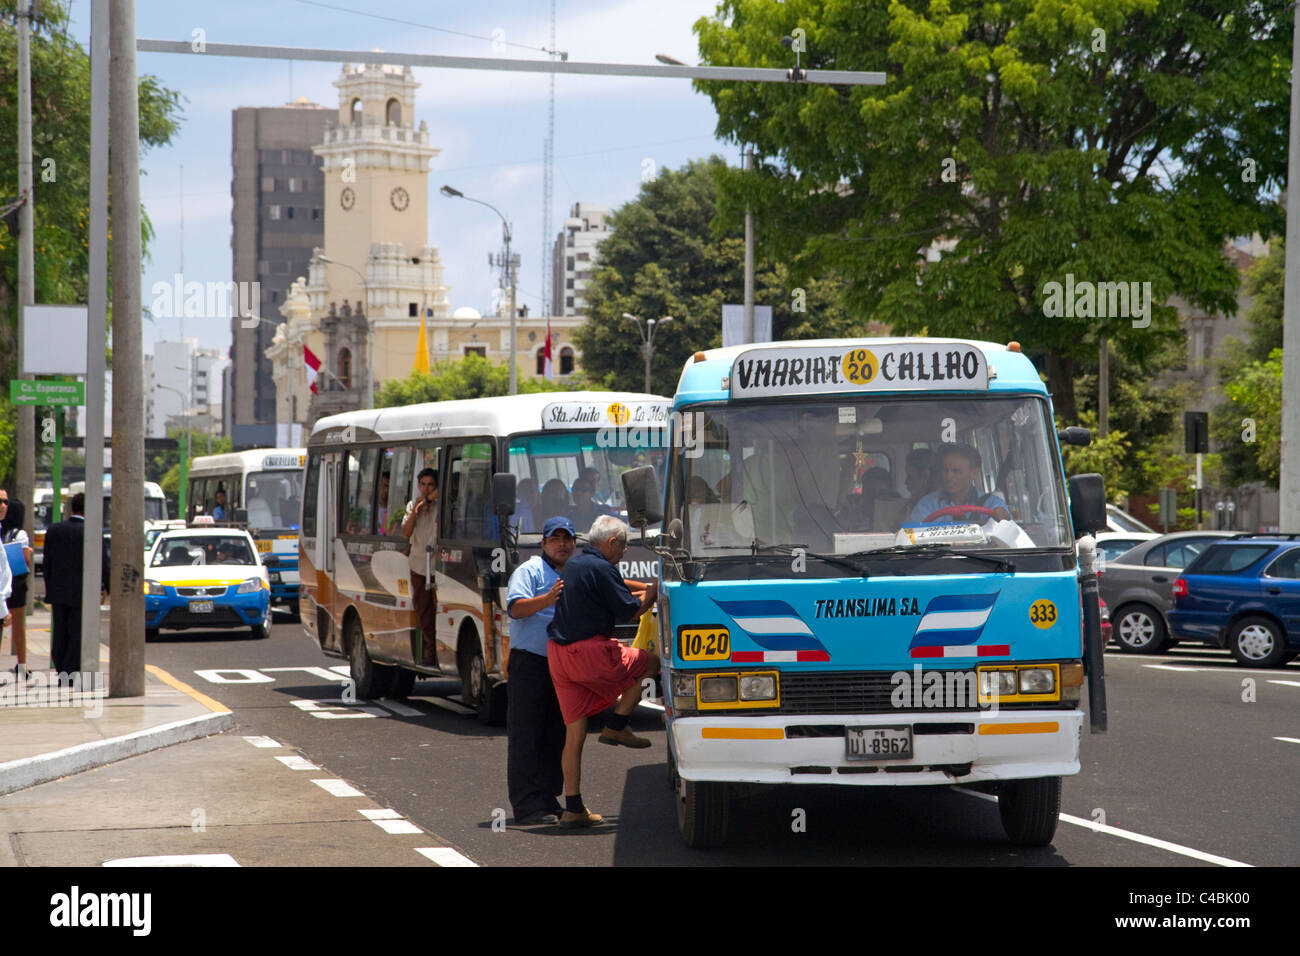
[245,470,304,530]
[677,394,1072,561]
[508,430,668,534]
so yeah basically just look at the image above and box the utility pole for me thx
[1280,5,1300,533]
[109,0,145,697]
[1098,336,1109,438]
[16,0,36,605]
[743,147,755,345]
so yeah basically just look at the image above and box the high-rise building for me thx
[552,202,613,316]
[229,98,330,448]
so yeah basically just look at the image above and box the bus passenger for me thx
[570,478,611,530]
[212,488,228,520]
[539,479,570,522]
[513,478,540,533]
[909,444,1010,524]
[904,448,936,514]
[505,515,576,825]
[401,469,439,666]
[547,515,659,828]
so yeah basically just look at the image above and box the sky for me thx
[63,0,741,357]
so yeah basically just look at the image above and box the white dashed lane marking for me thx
[360,808,423,834]
[416,695,476,715]
[311,778,365,797]
[275,755,320,771]
[103,854,241,867]
[1267,680,1300,688]
[242,735,281,748]
[1275,737,1300,745]
[415,847,478,867]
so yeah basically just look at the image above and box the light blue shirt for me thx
[909,485,1008,524]
[506,554,560,657]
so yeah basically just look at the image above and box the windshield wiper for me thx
[847,544,1015,572]
[701,543,870,576]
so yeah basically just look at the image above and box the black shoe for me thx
[515,811,559,826]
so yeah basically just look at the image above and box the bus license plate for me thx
[188,600,214,614]
[845,726,912,760]
[256,540,273,553]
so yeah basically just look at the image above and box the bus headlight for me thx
[698,676,738,703]
[671,672,696,700]
[236,577,266,594]
[1019,668,1056,695]
[739,674,778,701]
[979,669,1017,698]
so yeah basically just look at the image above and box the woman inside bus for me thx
[539,479,571,525]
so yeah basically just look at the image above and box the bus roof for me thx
[673,337,1049,406]
[69,477,166,498]
[307,391,671,448]
[188,449,306,476]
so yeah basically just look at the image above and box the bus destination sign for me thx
[542,401,671,430]
[730,344,989,398]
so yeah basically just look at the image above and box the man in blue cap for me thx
[504,515,577,825]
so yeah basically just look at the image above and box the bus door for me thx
[321,454,345,653]
[437,440,496,675]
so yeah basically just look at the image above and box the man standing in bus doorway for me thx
[505,515,576,825]
[402,469,439,666]
[547,515,659,828]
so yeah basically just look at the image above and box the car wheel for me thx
[998,776,1061,846]
[248,618,270,640]
[1228,616,1288,668]
[348,616,393,699]
[1114,604,1168,653]
[389,666,416,700]
[145,628,159,643]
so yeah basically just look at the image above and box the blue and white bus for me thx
[188,449,306,617]
[627,338,1107,848]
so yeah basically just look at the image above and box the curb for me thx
[0,710,235,796]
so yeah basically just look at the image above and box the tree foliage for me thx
[693,0,1289,422]
[572,157,865,396]
[375,353,568,407]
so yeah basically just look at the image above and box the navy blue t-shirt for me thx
[548,544,642,644]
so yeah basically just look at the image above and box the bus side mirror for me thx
[621,466,663,526]
[492,472,517,517]
[1067,474,1107,537]
[1058,427,1091,447]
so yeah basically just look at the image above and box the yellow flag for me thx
[413,308,430,373]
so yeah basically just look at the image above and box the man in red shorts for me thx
[547,514,659,827]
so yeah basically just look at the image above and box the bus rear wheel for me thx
[459,631,506,726]
[673,750,729,849]
[998,776,1061,846]
[348,616,393,700]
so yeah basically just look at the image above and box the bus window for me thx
[446,442,494,539]
[342,449,378,536]
[302,453,321,537]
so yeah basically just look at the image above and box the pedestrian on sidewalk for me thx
[401,468,439,665]
[0,502,11,676]
[1,492,34,681]
[547,515,660,828]
[41,493,109,682]
[505,515,576,826]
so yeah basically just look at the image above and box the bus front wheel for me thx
[998,776,1061,846]
[459,631,507,726]
[673,751,729,849]
[348,617,393,700]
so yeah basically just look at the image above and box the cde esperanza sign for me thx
[729,343,989,398]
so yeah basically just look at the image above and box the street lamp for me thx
[622,312,673,393]
[155,382,189,518]
[317,254,373,408]
[441,184,518,395]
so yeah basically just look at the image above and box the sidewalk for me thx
[0,604,233,796]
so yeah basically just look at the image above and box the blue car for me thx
[1168,535,1300,667]
[143,528,272,640]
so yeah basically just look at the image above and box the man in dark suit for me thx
[42,493,109,679]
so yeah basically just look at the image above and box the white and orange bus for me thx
[300,392,671,723]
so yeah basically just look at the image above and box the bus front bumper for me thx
[669,709,1083,786]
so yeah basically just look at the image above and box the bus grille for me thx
[777,671,983,715]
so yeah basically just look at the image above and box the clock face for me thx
[339,187,355,211]
[390,186,410,212]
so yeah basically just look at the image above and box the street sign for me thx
[1184,410,1209,454]
[9,379,84,406]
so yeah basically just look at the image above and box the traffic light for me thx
[1184,411,1209,454]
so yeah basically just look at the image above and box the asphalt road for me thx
[138,614,1300,867]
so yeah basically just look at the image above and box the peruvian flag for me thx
[543,317,554,380]
[304,344,322,394]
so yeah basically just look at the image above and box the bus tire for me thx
[459,630,507,726]
[674,751,729,849]
[348,616,393,700]
[389,666,416,700]
[287,599,301,623]
[998,776,1061,846]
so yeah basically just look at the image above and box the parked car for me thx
[1094,531,1159,565]
[1098,530,1236,653]
[1168,535,1300,667]
[1100,596,1112,645]
[1106,504,1157,534]
[143,527,271,641]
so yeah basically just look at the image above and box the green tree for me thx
[375,353,568,407]
[0,1,183,483]
[694,0,1288,422]
[573,157,864,396]
[147,426,233,490]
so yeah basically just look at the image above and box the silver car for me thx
[1099,530,1236,653]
